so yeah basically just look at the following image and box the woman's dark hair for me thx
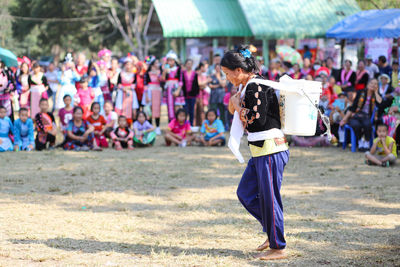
[221,45,259,73]
[90,102,100,112]
[136,110,147,121]
[175,108,187,119]
[39,98,48,104]
[73,106,83,114]
[344,59,352,66]
[206,108,218,119]
[20,62,29,74]
[19,107,29,113]
[32,62,40,69]
[0,105,6,111]
[63,94,72,100]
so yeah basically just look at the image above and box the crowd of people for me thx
[0,49,227,152]
[0,47,398,166]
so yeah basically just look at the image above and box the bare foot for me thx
[255,249,287,261]
[256,239,269,251]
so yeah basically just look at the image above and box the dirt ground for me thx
[0,137,399,266]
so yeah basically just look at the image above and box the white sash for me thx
[228,78,285,163]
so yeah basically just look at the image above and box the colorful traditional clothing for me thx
[0,69,14,118]
[182,70,199,125]
[337,68,356,92]
[164,66,184,121]
[229,76,289,250]
[115,71,139,122]
[35,112,56,150]
[18,73,30,110]
[14,118,35,150]
[144,70,162,119]
[28,74,49,119]
[0,116,14,152]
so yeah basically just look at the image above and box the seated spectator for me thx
[35,98,57,151]
[14,107,34,151]
[0,105,14,152]
[290,63,303,80]
[330,93,350,143]
[196,109,225,146]
[64,106,99,151]
[132,111,156,147]
[378,74,394,101]
[110,115,134,150]
[340,79,379,151]
[86,102,108,148]
[165,108,194,147]
[365,123,397,167]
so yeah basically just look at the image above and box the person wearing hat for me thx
[162,50,184,122]
[391,60,399,89]
[378,73,394,101]
[365,55,379,79]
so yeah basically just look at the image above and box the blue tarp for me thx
[326,9,400,39]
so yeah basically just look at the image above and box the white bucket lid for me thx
[279,75,322,94]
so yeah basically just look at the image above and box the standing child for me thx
[144,59,162,134]
[76,77,94,119]
[197,109,225,146]
[164,108,194,147]
[13,107,34,151]
[0,105,14,152]
[365,123,397,167]
[86,102,108,148]
[110,115,134,150]
[35,98,57,151]
[132,111,156,147]
[58,95,74,134]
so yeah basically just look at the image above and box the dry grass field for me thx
[0,139,399,266]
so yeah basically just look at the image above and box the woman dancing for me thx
[221,45,289,261]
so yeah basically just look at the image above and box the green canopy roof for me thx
[152,0,252,38]
[238,0,361,39]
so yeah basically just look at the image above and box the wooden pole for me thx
[263,38,269,69]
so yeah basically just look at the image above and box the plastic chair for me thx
[342,108,377,152]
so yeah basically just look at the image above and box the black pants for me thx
[348,113,372,141]
[35,133,56,151]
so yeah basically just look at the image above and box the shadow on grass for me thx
[9,237,251,259]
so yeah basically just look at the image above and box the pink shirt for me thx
[77,88,94,106]
[168,119,191,139]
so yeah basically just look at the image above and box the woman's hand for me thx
[229,92,241,113]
